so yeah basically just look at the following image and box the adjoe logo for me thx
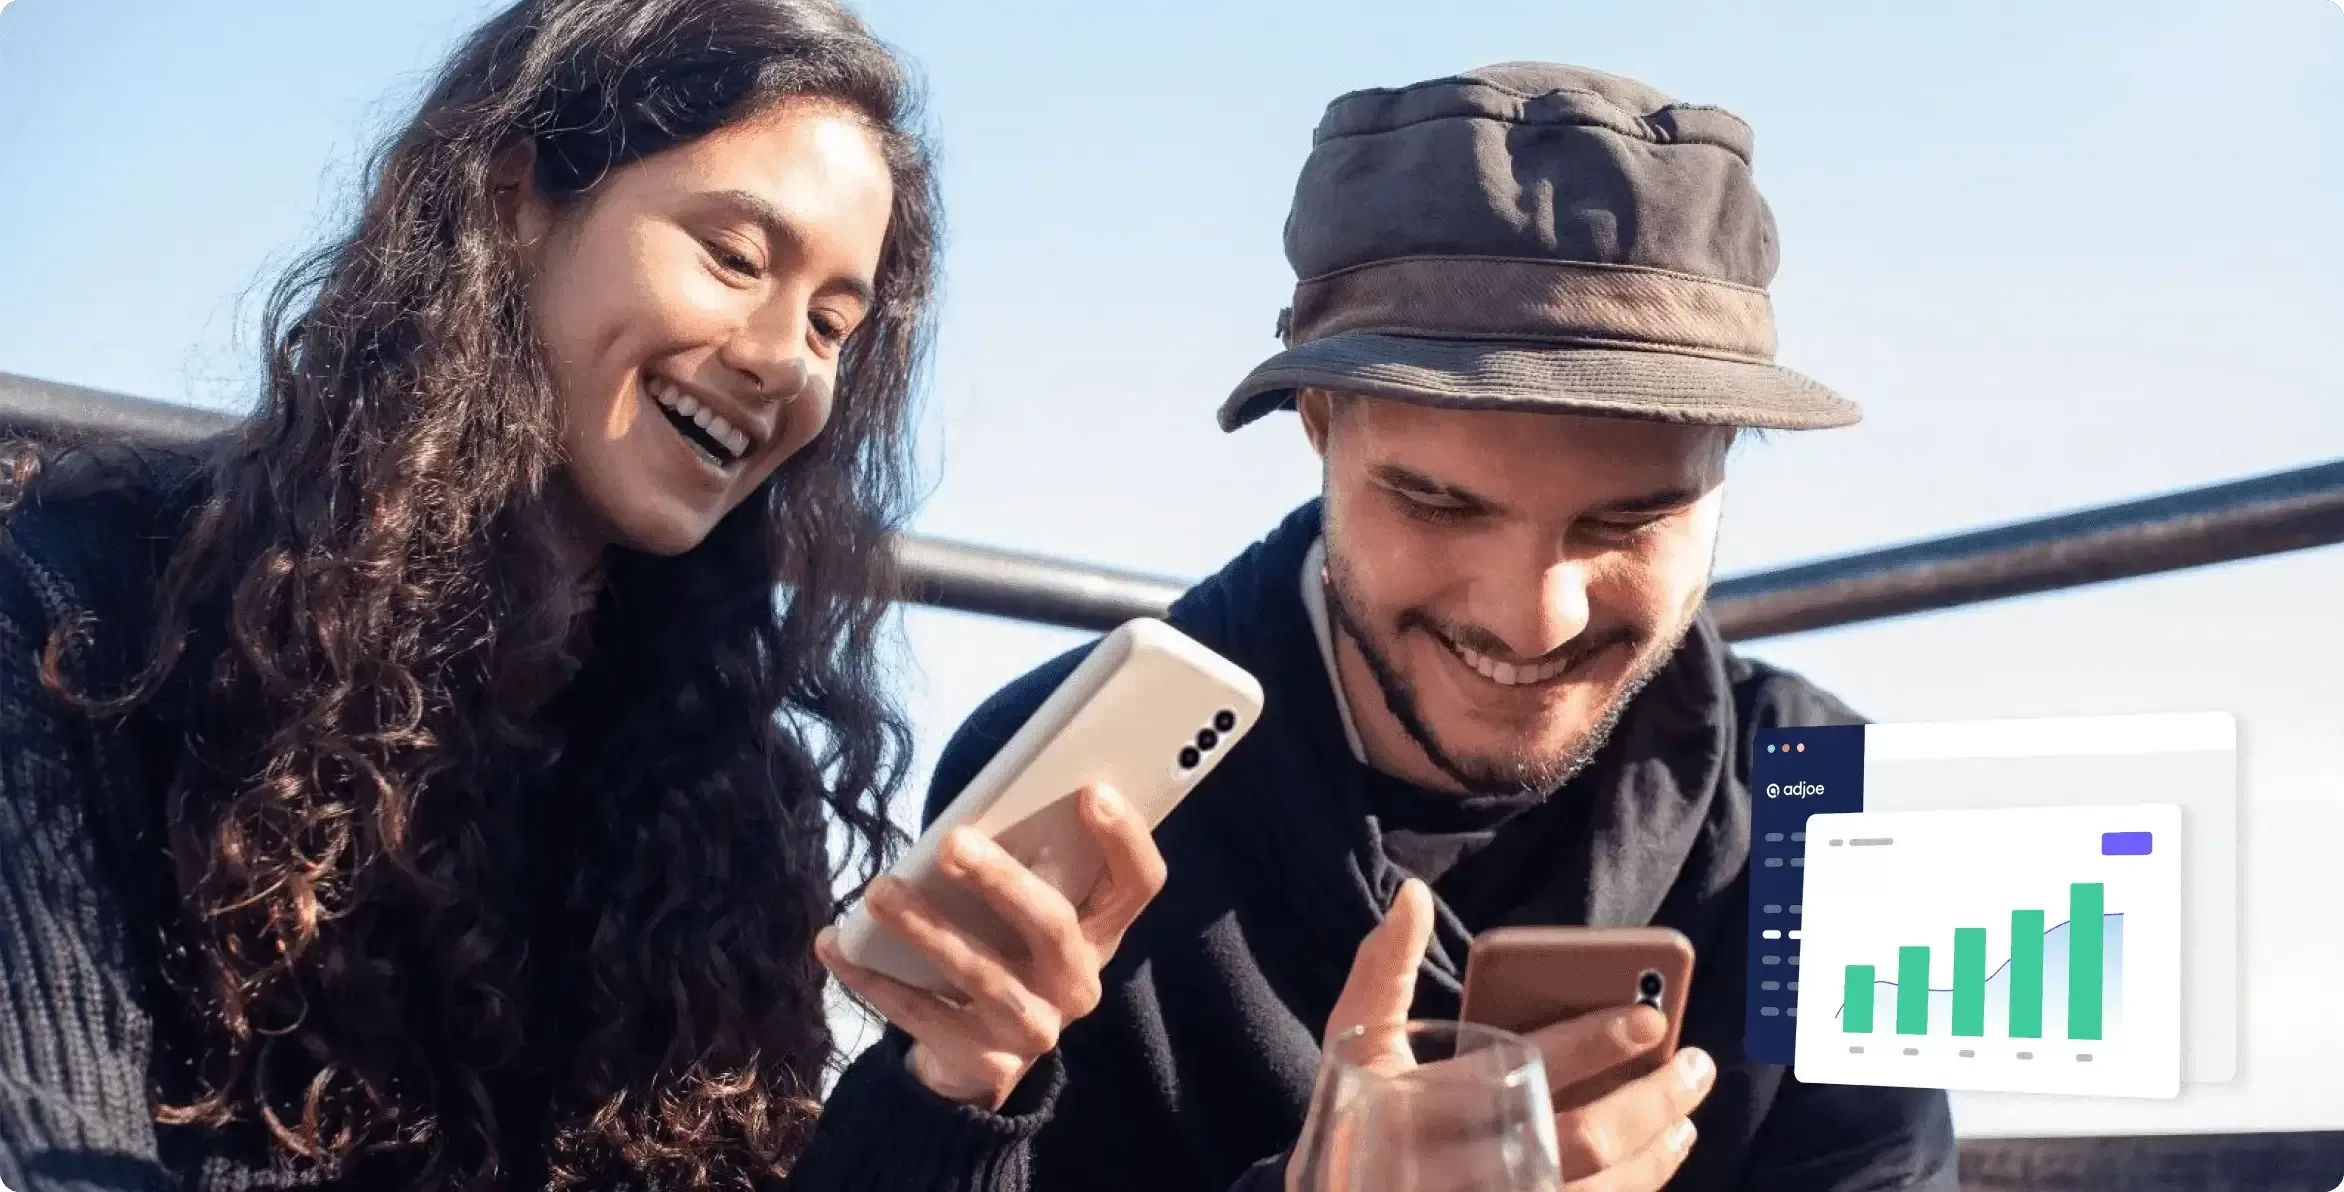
[1765,781,1827,800]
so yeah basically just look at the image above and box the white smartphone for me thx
[834,617,1264,994]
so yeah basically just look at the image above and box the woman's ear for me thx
[490,140,550,248]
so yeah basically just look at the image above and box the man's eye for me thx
[1398,493,1473,525]
[1586,516,1666,542]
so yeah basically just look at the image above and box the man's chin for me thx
[1416,675,1647,794]
[1437,751,1586,796]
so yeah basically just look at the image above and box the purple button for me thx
[2101,832,2153,856]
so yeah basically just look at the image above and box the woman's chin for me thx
[601,503,721,558]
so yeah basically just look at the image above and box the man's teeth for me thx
[647,378,751,459]
[1452,643,1572,687]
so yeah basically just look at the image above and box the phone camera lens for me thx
[1214,709,1238,733]
[1195,728,1220,752]
[1639,970,1664,999]
[1178,746,1202,770]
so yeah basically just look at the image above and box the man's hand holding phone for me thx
[1528,1002,1714,1187]
[816,782,1168,1111]
[1296,882,1718,1192]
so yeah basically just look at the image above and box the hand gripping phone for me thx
[834,618,1264,994]
[1459,926,1696,1108]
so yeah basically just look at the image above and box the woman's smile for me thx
[645,372,761,467]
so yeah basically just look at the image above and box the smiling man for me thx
[910,62,1958,1191]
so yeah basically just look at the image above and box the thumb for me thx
[1324,878,1436,1044]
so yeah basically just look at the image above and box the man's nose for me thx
[1470,560,1592,662]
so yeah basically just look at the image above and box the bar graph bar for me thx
[2070,882,2105,1041]
[1845,965,1876,1033]
[1952,928,1986,1036]
[1896,947,1930,1034]
[2010,909,2045,1039]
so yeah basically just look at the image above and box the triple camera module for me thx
[1177,708,1242,771]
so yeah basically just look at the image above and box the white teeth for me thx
[1454,644,1572,687]
[646,378,751,462]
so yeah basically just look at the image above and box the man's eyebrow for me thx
[1595,487,1706,516]
[1370,462,1706,518]
[701,188,877,308]
[1368,463,1503,512]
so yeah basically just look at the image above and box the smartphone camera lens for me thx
[1195,728,1219,752]
[1214,709,1238,733]
[1178,746,1202,770]
[1638,969,1664,1006]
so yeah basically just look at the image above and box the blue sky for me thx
[3,0,2340,1138]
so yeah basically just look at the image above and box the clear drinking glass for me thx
[1289,1019,1561,1192]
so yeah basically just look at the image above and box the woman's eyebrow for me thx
[700,188,876,308]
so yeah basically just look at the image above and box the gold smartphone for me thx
[1459,926,1696,1108]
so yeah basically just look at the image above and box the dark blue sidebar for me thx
[1745,723,1866,1065]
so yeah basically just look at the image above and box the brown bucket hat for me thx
[1220,62,1860,433]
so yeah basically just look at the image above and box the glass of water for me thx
[1289,1019,1561,1192]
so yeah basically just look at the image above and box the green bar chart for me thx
[1794,804,2182,1099]
[1841,884,2111,1044]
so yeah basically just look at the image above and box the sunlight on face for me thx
[1303,391,1732,795]
[517,99,893,558]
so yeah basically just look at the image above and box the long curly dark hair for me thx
[8,1,936,1187]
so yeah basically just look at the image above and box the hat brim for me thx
[1218,332,1860,432]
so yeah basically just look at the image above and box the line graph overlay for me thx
[1794,804,2181,1099]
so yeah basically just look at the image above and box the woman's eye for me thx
[809,313,851,345]
[706,241,761,278]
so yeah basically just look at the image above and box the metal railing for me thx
[11,373,2344,1183]
[6,369,2343,640]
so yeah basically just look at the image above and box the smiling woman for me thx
[0,1,1167,1191]
[518,97,893,558]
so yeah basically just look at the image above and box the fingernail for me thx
[1089,785,1125,817]
[943,829,983,869]
[1677,1048,1713,1090]
[1670,1118,1697,1153]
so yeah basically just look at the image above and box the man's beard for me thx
[1323,546,1698,798]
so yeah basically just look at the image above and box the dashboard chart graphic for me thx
[1794,803,2182,1098]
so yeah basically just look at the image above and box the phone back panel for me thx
[1459,926,1696,1108]
[836,618,1263,992]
